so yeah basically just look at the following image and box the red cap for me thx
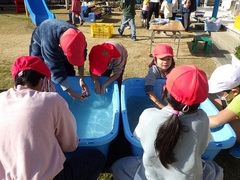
[60,28,86,66]
[11,56,51,79]
[166,65,208,105]
[89,43,121,75]
[153,44,174,58]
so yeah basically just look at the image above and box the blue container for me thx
[121,78,236,160]
[55,76,120,158]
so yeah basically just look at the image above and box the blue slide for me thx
[24,0,55,26]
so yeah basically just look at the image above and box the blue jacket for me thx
[30,19,79,85]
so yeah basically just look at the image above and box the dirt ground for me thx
[0,5,217,91]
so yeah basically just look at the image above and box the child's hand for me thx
[100,86,106,94]
[94,82,101,94]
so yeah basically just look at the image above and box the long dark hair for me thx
[154,88,200,169]
[14,70,44,87]
[166,57,175,74]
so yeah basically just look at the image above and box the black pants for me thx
[54,149,105,180]
[146,2,160,29]
[181,12,191,31]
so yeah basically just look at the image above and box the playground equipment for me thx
[24,0,55,26]
[14,0,25,13]
[69,5,102,23]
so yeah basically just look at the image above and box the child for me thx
[141,0,149,28]
[118,0,137,41]
[172,0,178,20]
[160,0,173,20]
[89,41,128,94]
[0,56,105,179]
[71,0,83,26]
[145,43,175,109]
[208,64,240,158]
[111,65,223,179]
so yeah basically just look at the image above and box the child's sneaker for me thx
[131,36,136,41]
[118,28,123,36]
[80,20,84,26]
[229,142,240,159]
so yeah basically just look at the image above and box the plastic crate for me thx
[204,19,222,32]
[234,16,240,31]
[55,76,120,158]
[91,23,113,38]
[121,78,236,160]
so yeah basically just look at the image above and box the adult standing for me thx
[29,19,89,100]
[146,0,161,29]
[0,56,105,179]
[180,0,193,31]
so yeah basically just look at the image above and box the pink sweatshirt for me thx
[0,85,78,180]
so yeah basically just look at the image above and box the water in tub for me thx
[69,90,114,139]
[127,95,159,133]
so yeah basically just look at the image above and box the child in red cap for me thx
[89,41,128,94]
[145,43,175,109]
[0,56,105,180]
[30,19,89,100]
[112,65,223,180]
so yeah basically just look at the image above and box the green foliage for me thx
[234,45,240,60]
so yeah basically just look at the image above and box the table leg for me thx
[176,31,181,58]
[149,31,155,57]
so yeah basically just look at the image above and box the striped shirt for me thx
[105,41,128,74]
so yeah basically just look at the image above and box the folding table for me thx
[149,20,185,58]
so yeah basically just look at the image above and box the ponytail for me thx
[154,89,199,168]
[154,113,180,168]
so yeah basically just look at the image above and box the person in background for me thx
[180,0,191,31]
[145,44,175,109]
[0,56,105,180]
[118,0,137,41]
[71,0,84,26]
[160,0,173,20]
[172,0,178,20]
[141,0,150,28]
[29,19,89,100]
[146,0,161,29]
[208,64,240,159]
[111,65,223,180]
[89,41,128,94]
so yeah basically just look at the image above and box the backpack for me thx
[190,0,197,12]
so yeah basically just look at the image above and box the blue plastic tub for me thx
[55,76,120,158]
[121,78,236,160]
